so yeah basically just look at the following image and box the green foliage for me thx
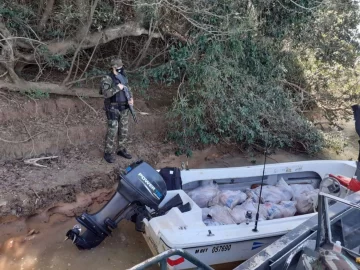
[127,72,151,99]
[38,46,69,71]
[281,1,360,123]
[92,2,124,31]
[0,1,125,39]
[25,88,50,99]
[1,0,359,156]
[50,1,124,35]
[142,0,360,154]
[323,131,348,154]
[52,4,81,27]
[149,35,324,154]
[86,67,108,77]
[0,2,35,37]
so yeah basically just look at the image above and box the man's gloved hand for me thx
[117,83,124,90]
[128,98,134,106]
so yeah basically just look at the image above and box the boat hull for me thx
[142,231,280,269]
[141,160,357,269]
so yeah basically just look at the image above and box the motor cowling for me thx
[118,160,167,210]
[66,160,167,250]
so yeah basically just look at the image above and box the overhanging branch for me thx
[47,22,163,56]
[13,21,163,63]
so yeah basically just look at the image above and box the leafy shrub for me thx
[148,35,324,154]
[25,88,50,99]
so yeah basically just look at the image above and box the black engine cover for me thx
[118,160,167,210]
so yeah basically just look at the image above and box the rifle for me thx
[114,73,137,124]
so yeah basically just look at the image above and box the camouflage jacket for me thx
[99,72,132,99]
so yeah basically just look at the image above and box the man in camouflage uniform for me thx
[102,59,134,163]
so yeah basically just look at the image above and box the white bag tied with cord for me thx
[276,178,293,201]
[202,208,211,220]
[210,190,247,209]
[261,201,297,219]
[203,219,225,226]
[231,199,267,223]
[292,185,319,214]
[290,184,315,195]
[208,205,236,224]
[253,178,293,203]
[246,189,260,203]
[187,183,219,208]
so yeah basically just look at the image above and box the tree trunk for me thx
[62,0,100,85]
[38,0,55,31]
[16,22,162,63]
[0,81,102,98]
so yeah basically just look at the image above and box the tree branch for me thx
[62,0,100,85]
[279,79,310,95]
[76,38,101,83]
[10,21,163,65]
[0,19,21,83]
[38,0,55,31]
[76,0,96,40]
[133,18,156,68]
[47,22,163,56]
[65,75,103,87]
[0,81,102,98]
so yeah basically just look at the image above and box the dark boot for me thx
[104,153,116,163]
[117,148,132,159]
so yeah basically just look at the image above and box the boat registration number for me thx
[212,244,231,253]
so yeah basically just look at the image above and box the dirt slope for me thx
[0,87,175,218]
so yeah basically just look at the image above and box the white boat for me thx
[235,191,360,270]
[141,160,358,269]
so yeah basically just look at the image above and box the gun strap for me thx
[110,102,127,106]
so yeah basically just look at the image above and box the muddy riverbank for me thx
[0,90,358,270]
[1,137,358,270]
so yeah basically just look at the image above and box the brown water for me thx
[0,217,157,270]
[0,121,358,270]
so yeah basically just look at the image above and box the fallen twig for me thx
[24,156,58,168]
[134,106,150,115]
[31,188,40,199]
[0,70,8,78]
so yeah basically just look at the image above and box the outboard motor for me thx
[65,160,182,250]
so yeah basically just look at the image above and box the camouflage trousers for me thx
[104,108,129,154]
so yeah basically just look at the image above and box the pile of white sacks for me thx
[187,178,319,226]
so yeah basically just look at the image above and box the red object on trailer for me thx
[167,256,185,266]
[328,174,360,192]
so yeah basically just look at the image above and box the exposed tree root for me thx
[0,81,102,98]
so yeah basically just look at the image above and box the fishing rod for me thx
[252,132,269,233]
